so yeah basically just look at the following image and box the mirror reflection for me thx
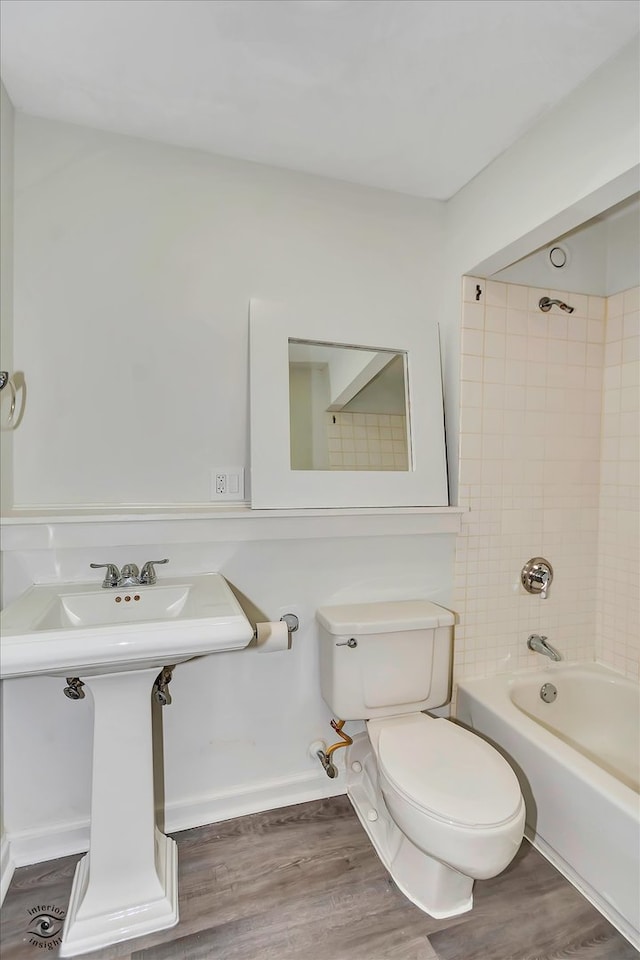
[288,339,410,471]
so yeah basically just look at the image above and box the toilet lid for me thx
[375,717,522,827]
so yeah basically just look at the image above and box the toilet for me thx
[316,599,525,919]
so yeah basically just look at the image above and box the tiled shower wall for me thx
[597,287,639,679]
[326,412,408,471]
[452,277,638,682]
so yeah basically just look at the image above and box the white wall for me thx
[442,38,639,502]
[0,83,14,513]
[446,38,639,280]
[12,114,445,507]
[492,217,607,293]
[492,199,639,296]
[606,203,640,296]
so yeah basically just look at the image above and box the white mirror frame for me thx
[249,299,449,509]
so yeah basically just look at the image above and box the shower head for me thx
[539,297,574,314]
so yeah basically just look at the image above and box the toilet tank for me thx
[316,600,455,721]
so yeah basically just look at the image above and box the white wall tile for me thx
[623,286,640,313]
[461,328,484,355]
[507,284,529,311]
[461,354,483,382]
[462,276,485,303]
[324,412,408,472]
[486,280,508,307]
[454,281,638,683]
[588,296,606,321]
[485,306,507,332]
[463,302,485,330]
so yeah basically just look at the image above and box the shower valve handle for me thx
[521,558,553,600]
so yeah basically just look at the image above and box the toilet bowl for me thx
[317,599,526,918]
[345,714,524,918]
[369,713,525,879]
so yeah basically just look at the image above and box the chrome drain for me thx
[540,682,557,703]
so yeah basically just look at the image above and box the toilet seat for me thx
[368,714,522,828]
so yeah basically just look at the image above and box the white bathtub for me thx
[456,662,640,950]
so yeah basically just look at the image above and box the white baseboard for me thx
[0,832,15,905]
[164,768,345,834]
[8,817,90,869]
[4,769,346,877]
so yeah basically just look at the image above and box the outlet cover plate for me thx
[210,467,245,500]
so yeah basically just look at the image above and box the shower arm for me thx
[539,297,574,314]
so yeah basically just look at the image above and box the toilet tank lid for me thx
[316,600,455,635]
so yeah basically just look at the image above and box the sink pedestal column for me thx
[60,668,178,957]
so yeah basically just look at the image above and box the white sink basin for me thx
[37,584,192,629]
[0,573,254,678]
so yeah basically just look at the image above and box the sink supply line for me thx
[63,677,85,700]
[154,666,174,706]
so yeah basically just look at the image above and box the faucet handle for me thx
[90,562,121,588]
[139,559,169,585]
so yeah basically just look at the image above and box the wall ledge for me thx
[3,503,465,522]
[0,504,465,550]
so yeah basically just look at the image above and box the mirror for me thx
[288,340,410,471]
[249,299,449,509]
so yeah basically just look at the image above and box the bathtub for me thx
[456,662,640,950]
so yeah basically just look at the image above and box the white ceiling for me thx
[1,0,638,200]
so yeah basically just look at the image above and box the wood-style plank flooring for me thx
[1,796,637,960]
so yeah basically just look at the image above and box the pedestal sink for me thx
[0,573,254,956]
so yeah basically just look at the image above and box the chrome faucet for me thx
[139,559,169,585]
[527,634,561,661]
[91,559,169,587]
[119,563,141,586]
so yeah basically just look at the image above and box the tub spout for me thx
[527,634,561,661]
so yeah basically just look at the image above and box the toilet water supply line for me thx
[316,719,352,779]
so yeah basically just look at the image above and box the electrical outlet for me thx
[211,467,245,500]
